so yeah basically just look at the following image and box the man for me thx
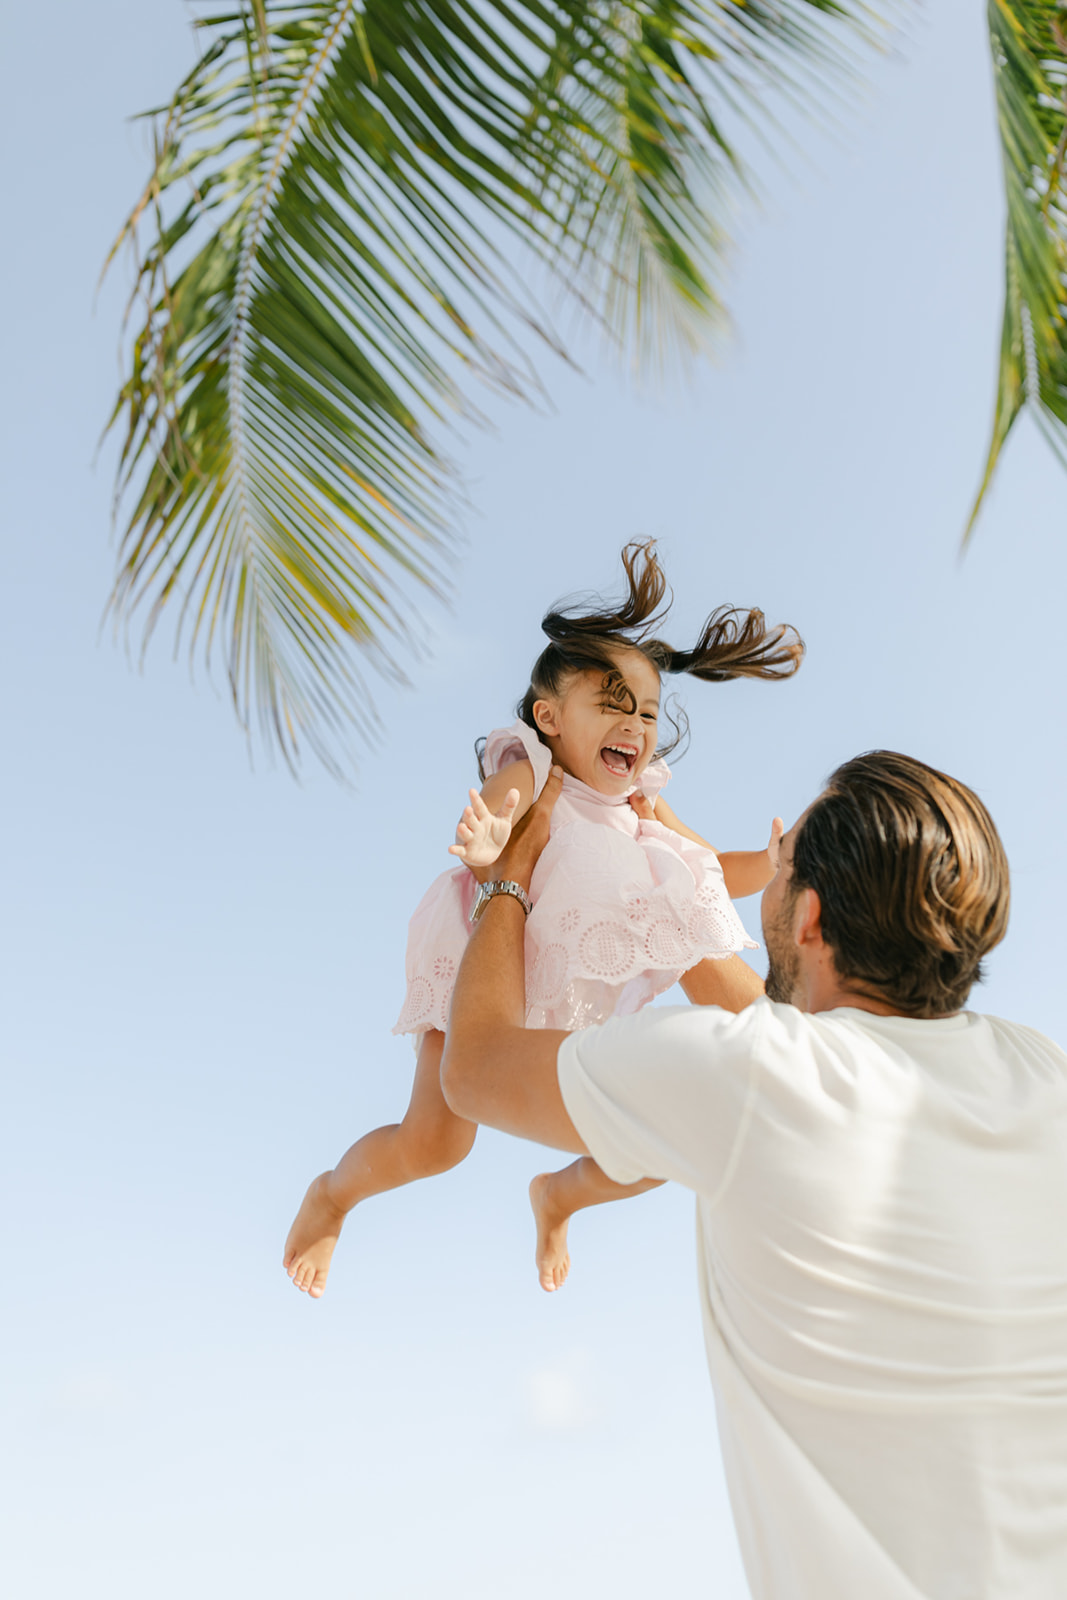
[442,751,1067,1599]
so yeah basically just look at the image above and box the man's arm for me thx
[440,766,587,1153]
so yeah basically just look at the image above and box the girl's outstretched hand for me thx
[449,787,522,868]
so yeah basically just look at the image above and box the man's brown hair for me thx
[791,751,1010,1016]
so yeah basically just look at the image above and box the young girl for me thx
[284,542,803,1297]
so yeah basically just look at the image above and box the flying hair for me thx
[496,541,804,769]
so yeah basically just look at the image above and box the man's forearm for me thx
[452,893,528,1035]
[440,768,585,1153]
[441,896,582,1150]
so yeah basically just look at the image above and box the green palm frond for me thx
[543,0,871,364]
[107,0,880,778]
[966,0,1067,543]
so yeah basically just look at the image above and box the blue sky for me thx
[2,3,1065,1597]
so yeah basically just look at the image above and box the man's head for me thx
[762,751,1010,1017]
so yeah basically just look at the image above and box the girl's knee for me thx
[403,1114,476,1179]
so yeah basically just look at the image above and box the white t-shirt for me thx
[558,998,1067,1600]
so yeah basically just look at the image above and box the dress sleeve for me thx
[482,719,553,798]
[635,757,671,803]
[556,1002,767,1195]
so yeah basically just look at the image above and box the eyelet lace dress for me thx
[393,720,757,1037]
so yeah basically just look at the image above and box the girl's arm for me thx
[644,795,783,900]
[715,828,783,899]
[448,759,536,882]
[649,795,717,852]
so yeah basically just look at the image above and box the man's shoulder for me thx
[564,996,775,1080]
[616,996,814,1050]
[973,1011,1067,1062]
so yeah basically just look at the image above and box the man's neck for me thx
[797,966,958,1022]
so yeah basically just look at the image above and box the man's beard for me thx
[762,894,799,1005]
[764,952,797,1004]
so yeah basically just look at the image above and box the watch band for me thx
[469,878,533,924]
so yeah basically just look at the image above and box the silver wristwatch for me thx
[468,879,533,924]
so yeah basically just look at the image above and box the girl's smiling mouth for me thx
[600,742,638,776]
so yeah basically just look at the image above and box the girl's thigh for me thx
[403,1029,477,1146]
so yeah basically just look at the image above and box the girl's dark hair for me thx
[490,541,802,771]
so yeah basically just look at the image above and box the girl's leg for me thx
[284,1030,475,1297]
[528,1161,664,1292]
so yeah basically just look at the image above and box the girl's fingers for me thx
[498,787,521,817]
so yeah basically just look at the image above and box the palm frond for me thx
[966,0,1067,543]
[107,0,882,778]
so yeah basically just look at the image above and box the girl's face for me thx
[533,649,661,795]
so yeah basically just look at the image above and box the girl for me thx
[284,543,803,1297]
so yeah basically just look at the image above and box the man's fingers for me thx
[498,765,562,867]
[524,766,562,832]
[537,766,564,826]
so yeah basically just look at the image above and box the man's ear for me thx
[532,698,559,737]
[793,886,824,949]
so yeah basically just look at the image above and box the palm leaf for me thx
[106,0,881,778]
[966,0,1067,543]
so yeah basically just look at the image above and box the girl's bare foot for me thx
[283,1173,348,1298]
[529,1173,572,1292]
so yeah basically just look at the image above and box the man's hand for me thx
[448,787,522,868]
[629,791,655,823]
[492,765,564,890]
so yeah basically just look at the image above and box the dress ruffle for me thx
[393,721,756,1037]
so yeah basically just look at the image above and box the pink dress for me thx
[393,720,756,1036]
